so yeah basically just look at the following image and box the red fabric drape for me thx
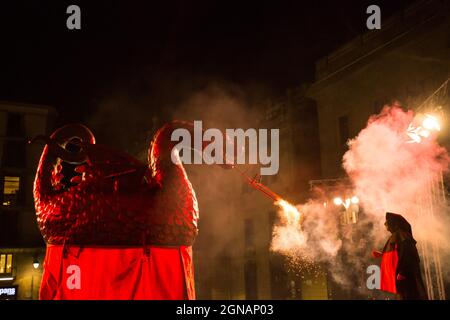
[39,245,195,300]
[380,245,398,294]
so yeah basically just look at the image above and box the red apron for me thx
[39,245,195,300]
[380,244,398,294]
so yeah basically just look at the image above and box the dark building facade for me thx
[307,0,450,178]
[0,102,56,300]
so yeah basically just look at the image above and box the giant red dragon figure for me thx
[33,121,216,300]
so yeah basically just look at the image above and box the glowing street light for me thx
[407,114,441,144]
[422,114,440,131]
[333,197,343,206]
[332,195,360,225]
[351,196,359,204]
[333,196,359,210]
[33,258,39,269]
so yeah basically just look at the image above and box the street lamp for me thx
[333,196,358,210]
[406,114,441,144]
[33,258,39,269]
[30,256,40,300]
[333,195,359,224]
[333,197,343,206]
[422,114,441,131]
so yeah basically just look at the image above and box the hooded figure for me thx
[377,212,427,300]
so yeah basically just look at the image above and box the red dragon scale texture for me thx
[33,121,201,246]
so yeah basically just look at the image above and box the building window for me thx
[2,140,26,168]
[244,218,254,248]
[0,211,19,245]
[0,254,13,275]
[244,259,258,299]
[2,176,21,206]
[338,115,349,149]
[6,113,24,137]
[244,218,257,299]
[2,113,26,168]
[215,253,232,299]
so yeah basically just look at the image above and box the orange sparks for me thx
[275,199,302,225]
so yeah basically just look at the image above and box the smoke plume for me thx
[271,105,450,293]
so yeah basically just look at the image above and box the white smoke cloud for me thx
[344,106,450,248]
[271,105,450,293]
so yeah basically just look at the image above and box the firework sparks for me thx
[274,199,302,225]
[232,166,303,225]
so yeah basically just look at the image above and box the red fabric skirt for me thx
[39,244,195,300]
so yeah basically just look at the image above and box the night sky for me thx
[0,0,415,125]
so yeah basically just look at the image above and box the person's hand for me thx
[397,273,406,281]
[371,250,382,258]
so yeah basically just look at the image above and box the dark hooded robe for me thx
[380,212,427,300]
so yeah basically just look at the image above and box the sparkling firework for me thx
[233,166,302,224]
